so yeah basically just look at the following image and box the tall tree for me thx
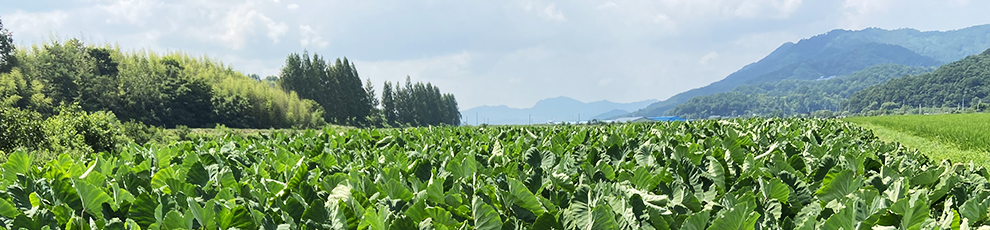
[381,81,396,125]
[0,17,15,74]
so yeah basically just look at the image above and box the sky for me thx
[2,0,988,110]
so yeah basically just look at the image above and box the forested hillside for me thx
[0,17,460,130]
[846,48,990,114]
[669,64,932,118]
[630,25,990,117]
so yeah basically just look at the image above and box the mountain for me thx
[629,24,990,117]
[668,64,933,119]
[461,97,658,125]
[846,48,990,114]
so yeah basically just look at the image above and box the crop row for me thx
[1,118,989,229]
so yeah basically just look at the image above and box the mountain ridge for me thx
[628,24,990,117]
[461,96,657,125]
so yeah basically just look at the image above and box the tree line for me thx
[669,64,932,119]
[846,48,990,115]
[276,52,461,127]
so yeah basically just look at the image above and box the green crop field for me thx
[2,118,990,229]
[844,113,990,165]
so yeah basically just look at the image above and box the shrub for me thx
[43,105,123,154]
[0,106,45,152]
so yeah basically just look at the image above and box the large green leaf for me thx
[358,207,386,230]
[2,151,32,180]
[73,178,112,220]
[472,196,502,230]
[0,198,21,218]
[681,210,710,230]
[128,192,158,229]
[759,177,790,204]
[890,191,930,230]
[507,178,544,216]
[219,205,257,230]
[187,198,216,229]
[708,199,758,230]
[816,169,861,202]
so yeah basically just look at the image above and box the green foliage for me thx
[277,53,459,128]
[0,106,46,152]
[42,105,123,154]
[845,113,990,154]
[4,38,324,129]
[3,118,988,229]
[0,17,15,73]
[847,48,990,114]
[670,64,932,119]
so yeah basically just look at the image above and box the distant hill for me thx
[629,24,990,117]
[668,64,933,119]
[846,48,990,113]
[461,97,657,125]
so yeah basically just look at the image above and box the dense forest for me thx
[0,17,461,157]
[669,64,932,118]
[846,48,990,114]
[277,53,461,127]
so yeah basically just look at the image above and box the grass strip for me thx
[846,120,990,167]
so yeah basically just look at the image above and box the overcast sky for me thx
[2,0,988,109]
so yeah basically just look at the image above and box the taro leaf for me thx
[533,212,564,230]
[425,207,458,226]
[73,178,112,220]
[187,198,217,230]
[706,156,726,190]
[2,151,32,180]
[330,200,359,230]
[303,199,330,227]
[590,205,620,230]
[909,168,939,186]
[163,210,191,230]
[960,197,989,223]
[680,210,710,230]
[129,193,159,229]
[414,160,433,182]
[524,147,543,168]
[385,179,414,201]
[508,178,544,216]
[890,192,929,230]
[473,196,502,230]
[185,161,210,188]
[219,205,257,230]
[7,185,31,210]
[357,207,386,230]
[707,195,758,230]
[816,169,861,203]
[822,199,856,230]
[759,177,790,204]
[0,197,21,218]
[406,199,429,223]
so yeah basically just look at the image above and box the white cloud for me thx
[3,10,70,41]
[653,13,678,34]
[699,51,719,64]
[287,4,299,10]
[598,2,619,9]
[841,0,893,29]
[540,4,566,22]
[215,3,288,49]
[298,24,328,48]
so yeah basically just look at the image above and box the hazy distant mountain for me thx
[461,96,658,125]
[629,24,990,117]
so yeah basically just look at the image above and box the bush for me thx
[0,106,45,152]
[121,120,165,145]
[43,106,123,154]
